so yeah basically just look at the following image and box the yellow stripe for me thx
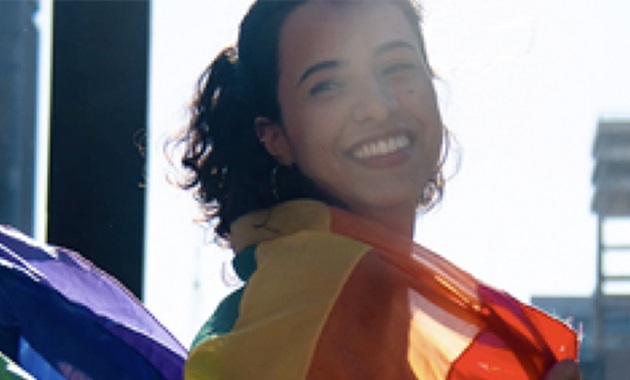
[229,200,332,253]
[185,231,369,380]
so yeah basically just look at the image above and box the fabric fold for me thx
[0,225,186,380]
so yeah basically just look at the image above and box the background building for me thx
[533,119,630,380]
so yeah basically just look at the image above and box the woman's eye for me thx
[382,62,417,76]
[309,80,343,97]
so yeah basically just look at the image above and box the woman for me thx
[176,0,580,379]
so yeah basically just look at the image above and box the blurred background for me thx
[1,0,629,377]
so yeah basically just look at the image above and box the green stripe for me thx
[233,246,257,281]
[0,351,34,380]
[190,287,245,350]
[190,245,258,350]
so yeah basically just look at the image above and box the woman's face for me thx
[266,1,443,229]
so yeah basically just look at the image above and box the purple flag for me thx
[0,225,186,380]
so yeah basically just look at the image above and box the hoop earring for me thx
[419,172,443,208]
[419,179,436,206]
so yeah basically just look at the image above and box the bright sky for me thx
[144,0,630,344]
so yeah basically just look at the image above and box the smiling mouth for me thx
[351,134,411,160]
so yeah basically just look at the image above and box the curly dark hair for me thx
[173,0,446,239]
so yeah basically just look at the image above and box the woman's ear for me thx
[255,117,294,166]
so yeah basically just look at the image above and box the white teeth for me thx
[353,135,410,159]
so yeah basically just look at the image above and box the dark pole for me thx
[47,0,150,298]
[0,0,38,235]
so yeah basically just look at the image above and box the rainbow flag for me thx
[0,225,186,380]
[186,200,578,379]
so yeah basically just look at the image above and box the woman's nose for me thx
[352,77,398,124]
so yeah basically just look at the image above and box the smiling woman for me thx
[171,0,580,379]
[177,0,446,240]
[258,1,444,236]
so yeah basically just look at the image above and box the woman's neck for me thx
[353,204,416,238]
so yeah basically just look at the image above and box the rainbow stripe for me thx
[0,225,186,380]
[1,351,34,380]
[186,200,578,379]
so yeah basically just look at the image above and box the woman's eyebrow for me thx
[296,40,416,85]
[298,60,345,85]
[374,40,416,57]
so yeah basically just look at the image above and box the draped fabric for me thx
[1,351,34,380]
[0,225,186,380]
[186,200,578,379]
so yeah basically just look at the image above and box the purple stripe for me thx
[0,225,187,379]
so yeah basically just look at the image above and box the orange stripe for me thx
[306,250,417,379]
[330,207,484,328]
[306,249,480,379]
